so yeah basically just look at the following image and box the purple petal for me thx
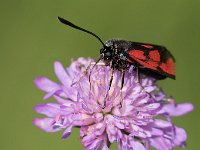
[173,126,187,147]
[129,125,148,138]
[82,134,97,146]
[54,95,68,104]
[33,118,63,132]
[150,137,172,150]
[131,141,146,150]
[95,123,106,136]
[158,103,194,116]
[153,119,172,128]
[62,125,73,139]
[34,77,60,92]
[145,127,164,136]
[86,139,101,149]
[34,103,61,117]
[43,91,57,100]
[83,134,109,150]
[82,117,96,126]
[114,121,125,129]
[98,141,110,150]
[143,103,161,111]
[54,61,70,86]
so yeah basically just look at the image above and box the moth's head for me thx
[100,40,115,62]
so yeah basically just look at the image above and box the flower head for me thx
[33,58,193,150]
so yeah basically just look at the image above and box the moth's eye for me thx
[105,52,111,57]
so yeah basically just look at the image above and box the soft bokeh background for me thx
[1,0,199,149]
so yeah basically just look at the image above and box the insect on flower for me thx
[58,16,176,90]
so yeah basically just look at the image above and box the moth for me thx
[58,17,175,90]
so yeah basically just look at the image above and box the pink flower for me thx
[33,58,193,150]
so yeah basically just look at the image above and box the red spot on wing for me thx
[130,58,158,71]
[128,48,175,79]
[160,58,175,75]
[128,50,146,60]
[128,49,159,71]
[149,50,160,62]
[146,60,159,67]
[142,44,153,49]
[137,60,158,71]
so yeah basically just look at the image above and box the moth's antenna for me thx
[58,16,106,47]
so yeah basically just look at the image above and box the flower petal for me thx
[34,103,62,117]
[150,137,172,150]
[34,77,60,92]
[62,125,73,139]
[173,126,187,147]
[43,91,57,100]
[33,118,63,132]
[153,119,172,128]
[131,141,146,150]
[54,61,70,86]
[158,103,194,116]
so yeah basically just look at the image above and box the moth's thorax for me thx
[100,39,132,70]
[105,39,131,50]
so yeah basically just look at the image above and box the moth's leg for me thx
[89,57,103,90]
[103,62,114,108]
[119,69,125,107]
[89,62,106,89]
[108,67,114,91]
[135,67,139,83]
[120,69,125,91]
[71,62,92,87]
[90,62,105,66]
[71,57,103,87]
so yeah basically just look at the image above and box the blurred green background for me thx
[0,0,199,149]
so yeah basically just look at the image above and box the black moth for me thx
[58,16,175,90]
